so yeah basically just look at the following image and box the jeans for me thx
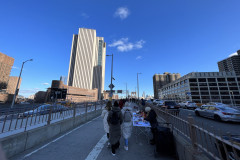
[124,138,128,146]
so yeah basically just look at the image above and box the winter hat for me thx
[145,107,151,112]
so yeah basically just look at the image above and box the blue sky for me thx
[1,0,240,98]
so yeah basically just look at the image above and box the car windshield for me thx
[165,101,177,105]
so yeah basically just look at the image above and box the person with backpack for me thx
[101,101,112,147]
[107,101,123,156]
[121,102,133,151]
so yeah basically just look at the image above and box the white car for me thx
[179,101,197,109]
[195,105,240,122]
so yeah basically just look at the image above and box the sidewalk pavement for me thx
[10,102,175,160]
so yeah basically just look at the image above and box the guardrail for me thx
[147,104,240,160]
[0,101,105,137]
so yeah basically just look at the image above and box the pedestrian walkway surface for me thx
[10,103,175,160]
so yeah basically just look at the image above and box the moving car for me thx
[159,101,180,115]
[21,104,69,117]
[153,99,164,106]
[195,105,240,122]
[179,101,197,109]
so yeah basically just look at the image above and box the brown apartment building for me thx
[153,72,181,99]
[0,52,21,103]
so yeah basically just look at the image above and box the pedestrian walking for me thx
[144,107,158,145]
[101,101,112,147]
[107,101,123,156]
[119,99,124,110]
[121,102,133,151]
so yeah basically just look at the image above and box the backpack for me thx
[110,111,119,125]
[124,110,132,122]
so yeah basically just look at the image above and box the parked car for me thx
[159,101,180,115]
[179,101,197,109]
[21,104,69,117]
[195,105,240,122]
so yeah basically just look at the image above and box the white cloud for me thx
[109,38,145,52]
[42,83,49,85]
[136,56,142,60]
[229,52,238,57]
[81,13,89,19]
[12,66,20,70]
[114,7,130,20]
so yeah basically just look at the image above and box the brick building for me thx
[44,80,98,103]
[0,52,21,103]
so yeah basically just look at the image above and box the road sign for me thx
[108,84,115,89]
[117,90,122,93]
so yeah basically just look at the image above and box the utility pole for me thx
[126,83,128,99]
[137,73,142,100]
[106,54,114,101]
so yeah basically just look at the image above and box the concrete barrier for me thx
[0,109,102,158]
[174,131,210,160]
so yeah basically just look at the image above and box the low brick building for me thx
[0,52,21,103]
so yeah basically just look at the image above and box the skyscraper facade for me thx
[218,50,240,75]
[67,28,106,100]
[153,72,181,99]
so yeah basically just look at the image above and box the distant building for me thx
[159,72,240,106]
[103,91,119,100]
[0,52,14,90]
[218,50,240,75]
[0,52,21,103]
[45,80,98,103]
[153,72,181,99]
[67,28,106,100]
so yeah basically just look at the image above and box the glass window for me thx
[189,78,197,82]
[217,78,226,82]
[97,40,103,66]
[227,78,236,82]
[198,78,206,82]
[208,78,216,82]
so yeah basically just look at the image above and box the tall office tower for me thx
[67,28,106,100]
[153,72,181,99]
[218,50,240,75]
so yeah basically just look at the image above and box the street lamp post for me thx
[137,73,142,101]
[106,54,113,101]
[126,83,128,99]
[11,59,33,108]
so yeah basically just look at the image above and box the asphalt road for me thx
[179,108,240,136]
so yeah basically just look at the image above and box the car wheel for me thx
[195,111,200,116]
[214,115,222,122]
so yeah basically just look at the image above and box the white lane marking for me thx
[24,116,101,159]
[85,134,108,160]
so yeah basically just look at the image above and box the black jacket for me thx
[144,109,158,128]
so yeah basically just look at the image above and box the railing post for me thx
[47,106,52,125]
[85,102,88,121]
[187,116,198,153]
[95,102,97,111]
[73,104,76,118]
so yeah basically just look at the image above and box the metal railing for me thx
[148,104,240,160]
[0,101,105,138]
